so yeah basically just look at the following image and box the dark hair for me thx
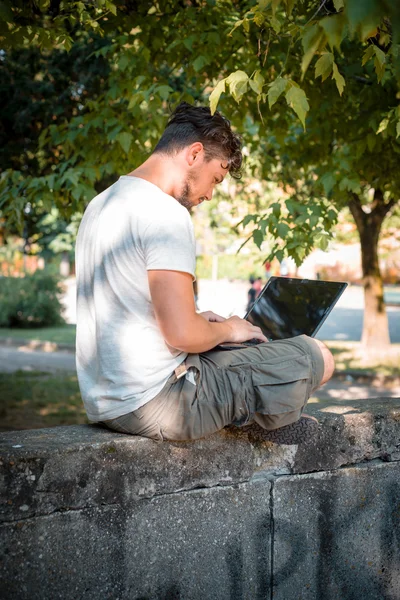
[153,102,243,179]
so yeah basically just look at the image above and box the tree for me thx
[1,0,400,351]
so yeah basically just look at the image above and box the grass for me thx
[0,369,87,432]
[0,338,398,433]
[0,325,76,345]
[324,341,400,376]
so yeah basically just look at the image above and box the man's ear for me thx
[187,142,204,166]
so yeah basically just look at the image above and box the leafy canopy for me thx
[1,0,399,265]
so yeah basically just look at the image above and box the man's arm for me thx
[148,270,268,353]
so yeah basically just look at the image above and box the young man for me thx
[75,102,334,443]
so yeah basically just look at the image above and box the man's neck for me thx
[127,155,178,198]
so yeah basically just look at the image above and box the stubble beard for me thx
[176,179,193,211]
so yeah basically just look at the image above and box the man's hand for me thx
[199,311,226,323]
[224,315,269,344]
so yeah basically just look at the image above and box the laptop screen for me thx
[246,277,347,340]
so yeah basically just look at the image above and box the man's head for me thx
[153,102,243,209]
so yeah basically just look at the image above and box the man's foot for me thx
[240,414,319,445]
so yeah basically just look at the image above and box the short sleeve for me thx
[141,202,196,279]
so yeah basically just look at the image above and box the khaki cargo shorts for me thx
[103,334,325,442]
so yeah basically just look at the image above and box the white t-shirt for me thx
[75,176,196,422]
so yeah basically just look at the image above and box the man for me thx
[75,102,334,443]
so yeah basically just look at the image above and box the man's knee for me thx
[312,339,335,385]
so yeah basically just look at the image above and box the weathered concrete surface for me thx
[0,426,253,522]
[224,397,400,475]
[0,398,400,599]
[273,462,400,600]
[1,483,271,600]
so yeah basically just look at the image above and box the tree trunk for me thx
[348,191,395,353]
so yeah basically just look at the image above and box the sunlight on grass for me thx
[324,341,400,376]
[0,370,86,432]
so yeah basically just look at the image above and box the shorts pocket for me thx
[251,354,312,415]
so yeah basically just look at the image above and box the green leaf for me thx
[320,173,336,195]
[373,46,386,82]
[339,177,361,193]
[116,132,133,154]
[229,19,243,36]
[254,11,265,27]
[253,229,264,249]
[333,0,344,10]
[315,52,334,81]
[376,118,389,134]
[397,121,400,139]
[346,0,381,41]
[367,133,376,151]
[156,85,173,101]
[270,16,282,33]
[327,209,338,222]
[183,35,196,51]
[226,70,249,103]
[267,77,288,109]
[301,24,324,76]
[332,62,345,95]
[193,55,209,72]
[249,70,264,95]
[209,79,226,115]
[283,0,296,17]
[320,13,345,50]
[362,45,375,66]
[271,202,281,218]
[285,85,309,129]
[276,223,289,238]
[319,235,329,251]
[106,1,117,16]
[243,214,256,227]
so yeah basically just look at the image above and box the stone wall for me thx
[1,398,399,600]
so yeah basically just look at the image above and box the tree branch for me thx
[371,189,397,219]
[348,192,366,232]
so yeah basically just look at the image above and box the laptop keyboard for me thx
[243,338,263,346]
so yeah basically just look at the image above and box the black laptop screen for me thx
[246,277,347,340]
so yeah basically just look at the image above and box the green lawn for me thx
[0,370,87,432]
[0,325,76,345]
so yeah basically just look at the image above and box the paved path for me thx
[0,346,76,373]
[1,345,399,402]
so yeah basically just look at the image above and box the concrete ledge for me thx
[1,398,399,523]
[1,398,400,599]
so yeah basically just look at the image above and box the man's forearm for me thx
[165,314,232,353]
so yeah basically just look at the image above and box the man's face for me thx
[177,156,228,210]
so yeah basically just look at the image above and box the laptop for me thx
[218,276,347,349]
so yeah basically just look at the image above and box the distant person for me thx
[254,277,263,297]
[247,275,257,312]
[264,261,272,279]
[75,102,335,444]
